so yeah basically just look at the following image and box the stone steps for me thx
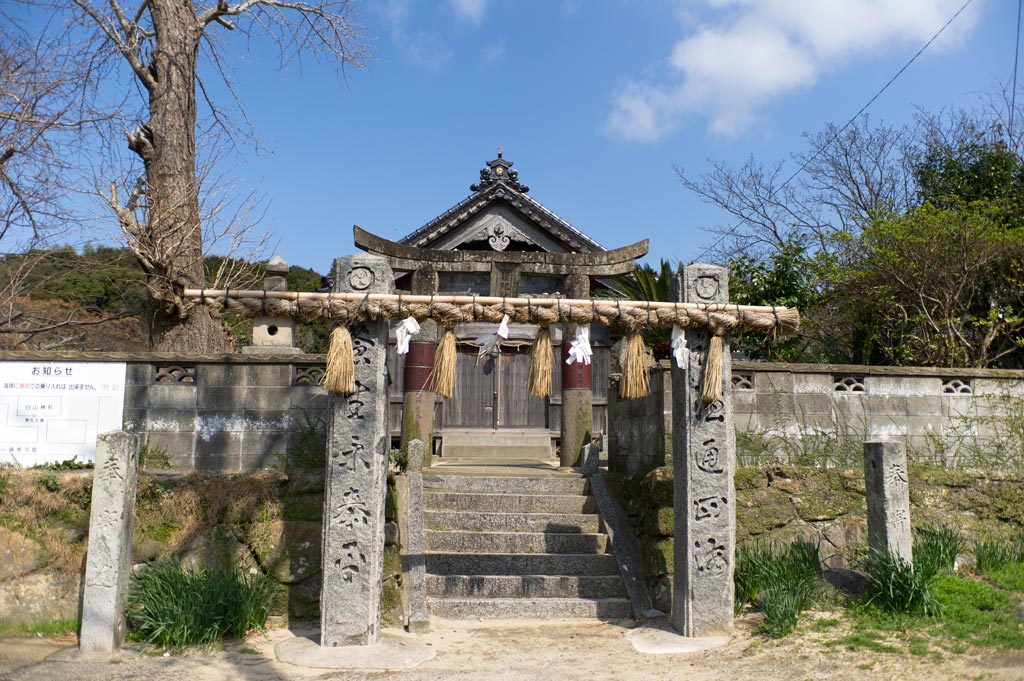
[423,473,589,495]
[423,510,601,534]
[423,469,631,620]
[426,530,608,554]
[429,597,632,620]
[426,552,621,576]
[427,575,627,599]
[424,491,595,514]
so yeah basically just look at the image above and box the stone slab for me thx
[275,631,435,670]
[626,621,730,654]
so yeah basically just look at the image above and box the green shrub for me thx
[127,560,278,647]
[913,524,963,579]
[37,474,61,493]
[862,548,941,617]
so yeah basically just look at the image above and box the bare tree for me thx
[0,17,118,343]
[678,116,912,262]
[49,0,369,351]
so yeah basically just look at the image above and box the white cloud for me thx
[448,0,489,25]
[607,0,983,140]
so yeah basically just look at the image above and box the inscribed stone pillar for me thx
[321,255,393,647]
[671,264,735,637]
[80,431,138,652]
[863,441,913,563]
[560,273,593,468]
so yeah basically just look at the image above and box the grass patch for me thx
[0,618,79,636]
[127,560,278,648]
[927,573,1024,649]
[974,535,1020,574]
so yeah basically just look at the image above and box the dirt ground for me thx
[1,615,1022,681]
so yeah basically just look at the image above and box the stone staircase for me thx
[421,466,632,620]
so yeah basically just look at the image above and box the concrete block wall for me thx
[611,361,1024,476]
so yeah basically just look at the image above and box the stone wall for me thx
[1,352,329,473]
[610,361,1024,477]
[5,352,1024,474]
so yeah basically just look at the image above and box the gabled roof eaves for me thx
[398,184,606,253]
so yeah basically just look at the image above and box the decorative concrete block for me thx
[863,441,912,563]
[321,255,393,647]
[80,432,139,652]
[671,264,735,637]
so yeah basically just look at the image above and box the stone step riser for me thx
[427,575,627,599]
[426,552,620,576]
[425,492,595,515]
[424,511,601,534]
[427,597,632,620]
[422,474,589,495]
[426,530,608,555]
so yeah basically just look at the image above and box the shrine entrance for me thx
[355,151,645,460]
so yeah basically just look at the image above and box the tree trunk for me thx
[141,0,229,352]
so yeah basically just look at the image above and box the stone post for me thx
[402,439,430,632]
[401,265,439,468]
[671,264,735,637]
[321,255,393,647]
[80,431,138,652]
[560,273,593,468]
[863,441,913,563]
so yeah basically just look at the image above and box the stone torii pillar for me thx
[671,264,735,637]
[321,255,393,647]
[401,265,439,468]
[560,273,593,468]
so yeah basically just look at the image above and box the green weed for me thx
[861,548,941,617]
[735,540,821,636]
[914,524,964,579]
[127,560,278,648]
[0,618,79,636]
[139,440,172,470]
[974,536,1019,574]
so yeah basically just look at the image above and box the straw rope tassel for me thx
[619,331,651,399]
[324,326,355,395]
[700,332,725,405]
[431,326,458,399]
[527,326,554,397]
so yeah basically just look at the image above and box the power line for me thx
[1011,0,1022,142]
[695,0,976,262]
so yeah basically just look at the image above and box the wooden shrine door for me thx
[444,345,548,430]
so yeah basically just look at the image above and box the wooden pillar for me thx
[402,265,438,467]
[560,273,592,468]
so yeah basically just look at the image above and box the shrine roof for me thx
[397,151,606,254]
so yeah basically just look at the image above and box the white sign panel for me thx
[0,362,127,467]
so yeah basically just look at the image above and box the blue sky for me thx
[190,0,1013,275]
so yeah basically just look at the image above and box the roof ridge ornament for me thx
[470,147,529,194]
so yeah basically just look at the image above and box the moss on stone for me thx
[736,487,795,541]
[281,494,322,522]
[646,538,674,577]
[734,466,765,491]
